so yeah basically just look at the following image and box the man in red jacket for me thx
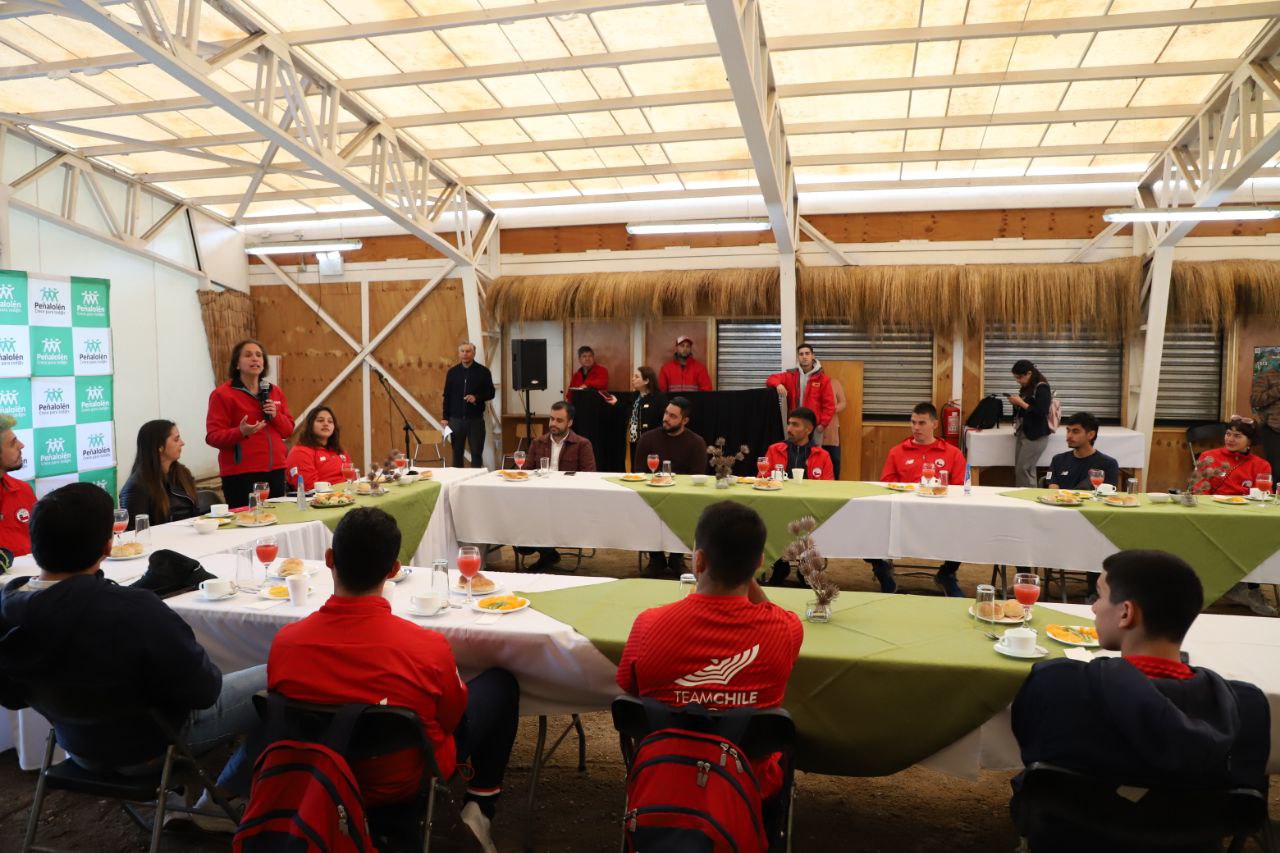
[657,336,713,393]
[868,402,967,596]
[0,415,33,557]
[568,345,609,392]
[766,342,835,437]
[764,407,834,585]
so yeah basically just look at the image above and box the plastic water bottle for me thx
[294,468,307,511]
[963,463,972,496]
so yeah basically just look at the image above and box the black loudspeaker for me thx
[511,339,547,391]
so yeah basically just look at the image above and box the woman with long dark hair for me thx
[205,338,294,508]
[1008,359,1053,487]
[285,406,350,490]
[627,366,665,472]
[119,420,200,526]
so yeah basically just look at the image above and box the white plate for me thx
[265,565,321,581]
[1037,496,1083,507]
[1103,499,1140,508]
[1212,496,1250,506]
[198,589,238,602]
[882,483,916,492]
[751,484,783,492]
[406,604,450,618]
[968,605,1025,625]
[258,584,312,600]
[619,474,648,482]
[916,489,948,498]
[386,567,413,583]
[646,479,677,488]
[234,518,279,528]
[310,496,356,509]
[107,548,147,561]
[993,641,1048,660]
[470,596,531,615]
[451,581,504,597]
[1045,625,1100,648]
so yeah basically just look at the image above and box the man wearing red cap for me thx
[657,336,713,394]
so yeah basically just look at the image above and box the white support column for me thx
[459,265,485,364]
[361,279,372,472]
[779,253,798,370]
[632,317,645,373]
[951,328,964,402]
[1133,246,1174,470]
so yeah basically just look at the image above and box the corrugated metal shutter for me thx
[716,320,781,390]
[803,324,934,418]
[1157,323,1222,423]
[983,326,1122,421]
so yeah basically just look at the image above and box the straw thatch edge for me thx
[1171,259,1280,327]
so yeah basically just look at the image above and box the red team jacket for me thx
[766,369,836,428]
[881,437,967,483]
[1194,447,1272,496]
[657,357,713,393]
[764,442,834,480]
[205,381,295,476]
[568,363,610,391]
[283,444,351,489]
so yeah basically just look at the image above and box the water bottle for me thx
[294,468,307,511]
[963,463,972,496]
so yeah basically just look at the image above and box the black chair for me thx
[195,488,219,515]
[611,695,797,853]
[252,692,443,853]
[1187,422,1229,465]
[1012,762,1275,853]
[20,682,236,853]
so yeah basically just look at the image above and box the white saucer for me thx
[451,582,503,596]
[199,589,237,602]
[386,567,413,583]
[406,604,449,617]
[993,641,1048,659]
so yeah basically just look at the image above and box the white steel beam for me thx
[1066,220,1125,262]
[798,218,858,266]
[1133,247,1173,470]
[60,0,492,268]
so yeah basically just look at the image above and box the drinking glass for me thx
[1256,473,1272,506]
[647,454,660,475]
[662,460,672,477]
[457,545,482,604]
[756,457,770,478]
[134,513,150,546]
[253,480,270,506]
[393,451,407,471]
[973,583,996,631]
[234,544,255,589]
[1089,469,1105,501]
[539,457,551,476]
[1127,480,1142,498]
[255,537,279,577]
[341,463,357,493]
[939,471,949,492]
[921,462,936,487]
[345,467,360,494]
[112,508,128,545]
[1013,572,1041,628]
[513,450,527,470]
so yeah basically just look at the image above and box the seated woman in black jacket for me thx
[119,419,202,527]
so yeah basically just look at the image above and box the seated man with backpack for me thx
[1011,549,1270,851]
[266,508,519,853]
[617,500,803,801]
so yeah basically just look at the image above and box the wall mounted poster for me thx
[0,270,114,499]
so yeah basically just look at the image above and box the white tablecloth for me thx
[966,426,1146,469]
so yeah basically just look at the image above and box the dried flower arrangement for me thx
[781,516,840,607]
[707,437,750,481]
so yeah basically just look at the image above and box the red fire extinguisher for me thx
[942,399,962,445]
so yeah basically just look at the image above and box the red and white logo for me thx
[16,508,29,523]
[675,645,760,687]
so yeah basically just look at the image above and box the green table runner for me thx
[524,579,1087,776]
[613,477,894,563]
[1003,489,1280,604]
[263,481,442,564]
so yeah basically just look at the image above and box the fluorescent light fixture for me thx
[625,219,770,235]
[245,239,363,255]
[1102,206,1280,223]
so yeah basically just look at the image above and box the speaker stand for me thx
[519,387,534,453]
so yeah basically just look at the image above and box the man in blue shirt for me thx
[1045,411,1119,490]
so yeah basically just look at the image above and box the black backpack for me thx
[966,395,1004,430]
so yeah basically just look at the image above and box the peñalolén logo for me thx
[34,286,64,314]
[38,385,70,419]
[0,284,22,316]
[78,336,108,367]
[0,337,22,365]
[41,436,71,467]
[74,286,106,322]
[83,431,111,461]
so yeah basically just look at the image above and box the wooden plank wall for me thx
[251,278,467,468]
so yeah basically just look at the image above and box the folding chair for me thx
[20,682,237,853]
[611,695,797,853]
[522,712,588,850]
[252,692,444,853]
[1013,761,1275,853]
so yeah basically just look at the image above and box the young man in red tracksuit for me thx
[765,342,835,437]
[764,407,833,584]
[868,402,967,596]
[657,335,712,393]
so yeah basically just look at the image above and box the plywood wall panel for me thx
[570,319,631,393]
[645,319,714,386]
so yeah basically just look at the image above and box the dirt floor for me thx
[1,551,1276,852]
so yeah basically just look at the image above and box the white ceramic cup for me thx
[286,574,308,607]
[1250,487,1266,500]
[411,593,444,613]
[1096,483,1117,496]
[690,474,708,486]
[791,468,805,481]
[313,481,331,493]
[199,578,234,598]
[193,518,220,535]
[1001,627,1037,655]
[209,503,230,517]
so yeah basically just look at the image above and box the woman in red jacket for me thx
[285,406,350,491]
[206,339,295,509]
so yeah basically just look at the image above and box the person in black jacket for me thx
[0,483,265,825]
[1008,358,1054,487]
[626,366,665,471]
[442,341,495,468]
[1011,550,1270,852]
[119,419,206,528]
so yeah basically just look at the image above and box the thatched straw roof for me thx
[487,268,779,322]
[1170,259,1280,327]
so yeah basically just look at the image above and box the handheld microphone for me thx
[258,380,274,421]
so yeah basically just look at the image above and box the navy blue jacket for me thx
[0,572,221,766]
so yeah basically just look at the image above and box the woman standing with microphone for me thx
[206,338,294,508]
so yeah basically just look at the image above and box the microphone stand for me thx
[374,369,425,466]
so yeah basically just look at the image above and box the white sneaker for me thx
[460,801,499,853]
[1244,587,1279,617]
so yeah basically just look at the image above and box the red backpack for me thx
[624,726,767,853]
[233,701,376,853]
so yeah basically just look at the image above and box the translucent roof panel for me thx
[3,0,1274,219]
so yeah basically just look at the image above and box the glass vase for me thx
[715,476,730,489]
[805,599,832,623]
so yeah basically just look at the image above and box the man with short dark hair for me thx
[632,397,708,575]
[568,345,609,392]
[657,336,712,393]
[766,343,835,437]
[0,413,34,557]
[0,483,264,830]
[1011,550,1270,849]
[517,401,596,570]
[763,407,833,584]
[269,508,519,852]
[617,501,802,799]
[1045,411,1119,490]
[867,402,967,596]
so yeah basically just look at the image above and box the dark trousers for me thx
[823,445,841,480]
[220,469,287,510]
[454,668,519,795]
[868,559,961,594]
[450,417,487,467]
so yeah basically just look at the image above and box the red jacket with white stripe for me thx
[205,380,295,477]
[881,436,966,484]
[766,368,836,428]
